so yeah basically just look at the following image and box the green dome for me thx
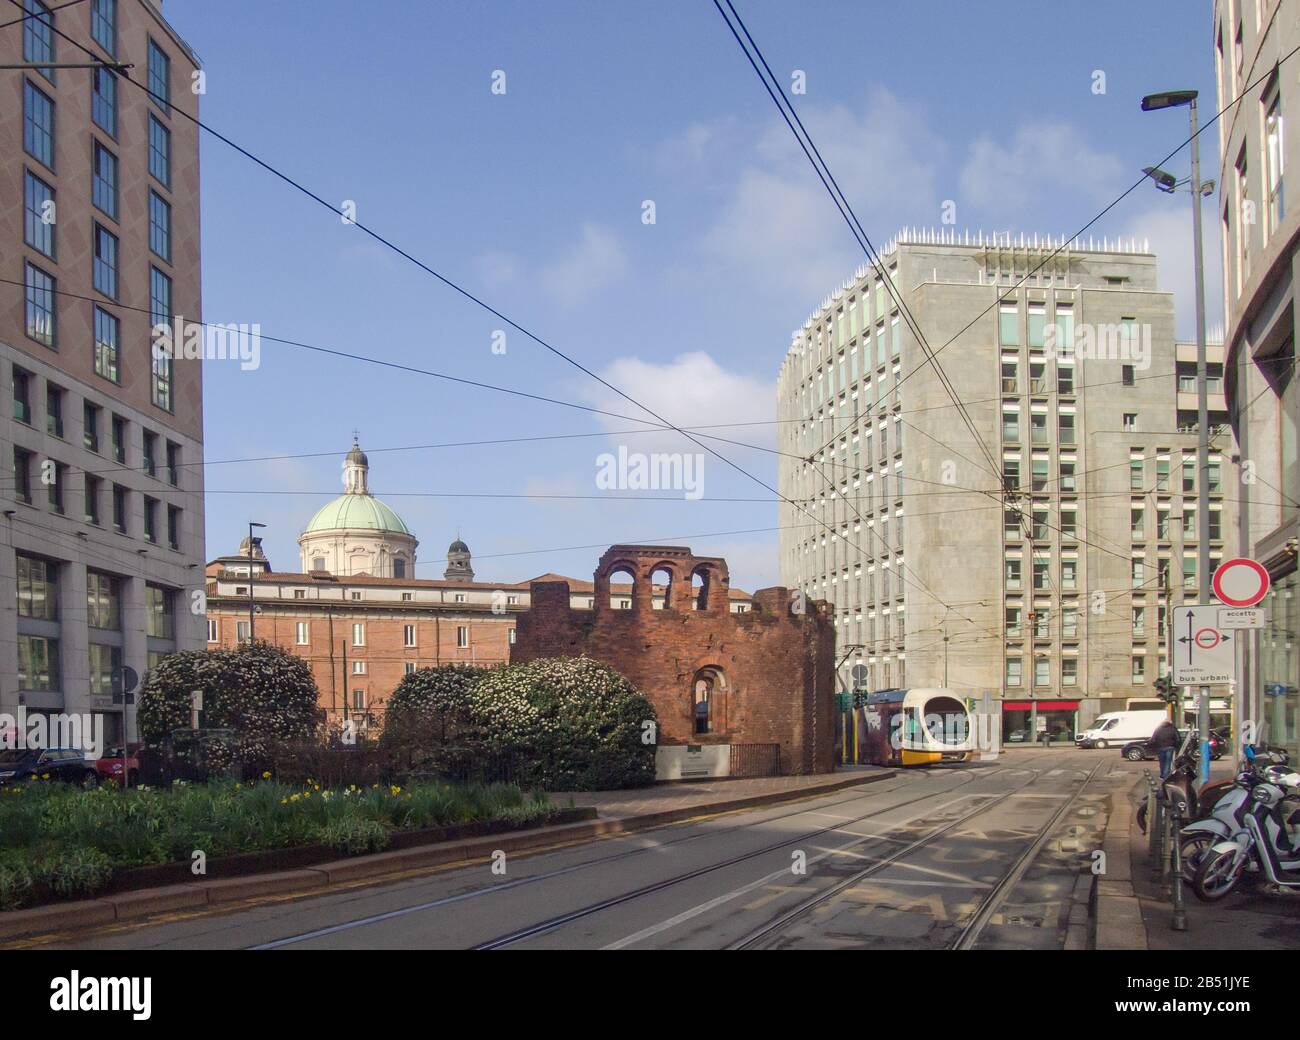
[304,494,411,536]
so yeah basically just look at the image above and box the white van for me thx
[1076,710,1170,749]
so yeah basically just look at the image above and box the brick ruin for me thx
[510,545,837,774]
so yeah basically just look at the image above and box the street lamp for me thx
[247,521,266,644]
[1141,88,1213,782]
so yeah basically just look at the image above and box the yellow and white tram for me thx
[856,688,974,767]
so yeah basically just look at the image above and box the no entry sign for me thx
[1213,558,1271,608]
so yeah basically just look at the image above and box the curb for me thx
[1093,789,1148,950]
[0,768,896,942]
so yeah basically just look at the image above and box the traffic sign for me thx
[851,664,869,685]
[1172,605,1234,686]
[1212,558,1271,608]
[1218,607,1265,630]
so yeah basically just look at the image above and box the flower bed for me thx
[0,777,559,910]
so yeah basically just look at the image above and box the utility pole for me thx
[1189,95,1214,786]
[1141,89,1214,784]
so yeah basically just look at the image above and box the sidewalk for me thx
[1097,757,1300,950]
[552,765,892,820]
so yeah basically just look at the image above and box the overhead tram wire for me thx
[11,3,992,626]
[714,0,1005,489]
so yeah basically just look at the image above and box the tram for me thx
[856,688,974,767]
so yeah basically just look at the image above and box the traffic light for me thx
[1153,675,1178,705]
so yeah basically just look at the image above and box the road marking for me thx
[601,791,979,950]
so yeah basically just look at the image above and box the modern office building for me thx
[776,230,1235,740]
[1215,0,1299,758]
[1,0,204,749]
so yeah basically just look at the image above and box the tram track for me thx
[728,759,1106,951]
[470,758,1052,950]
[249,764,1010,950]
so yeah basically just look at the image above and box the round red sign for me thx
[1212,558,1270,608]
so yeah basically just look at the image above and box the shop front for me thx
[1259,563,1298,761]
[1002,699,1080,745]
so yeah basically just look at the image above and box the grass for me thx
[0,777,557,910]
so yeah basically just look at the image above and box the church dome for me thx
[449,538,470,554]
[298,438,419,578]
[304,494,411,536]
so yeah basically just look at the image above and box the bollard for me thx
[1170,799,1187,931]
[1151,790,1166,880]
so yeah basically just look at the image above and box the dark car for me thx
[1121,729,1226,762]
[0,748,99,786]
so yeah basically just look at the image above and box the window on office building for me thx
[23,80,54,168]
[24,262,55,346]
[24,172,54,257]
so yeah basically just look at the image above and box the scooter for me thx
[1192,770,1300,902]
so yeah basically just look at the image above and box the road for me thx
[38,748,1129,950]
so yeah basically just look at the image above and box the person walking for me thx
[1148,717,1180,779]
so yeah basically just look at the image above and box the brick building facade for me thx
[511,545,837,774]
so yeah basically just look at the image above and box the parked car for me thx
[95,742,144,787]
[1076,710,1170,749]
[0,748,99,787]
[1120,729,1228,762]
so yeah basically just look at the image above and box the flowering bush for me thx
[383,664,486,748]
[468,657,656,790]
[138,642,325,764]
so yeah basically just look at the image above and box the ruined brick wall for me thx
[511,546,836,774]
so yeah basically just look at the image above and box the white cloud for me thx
[578,351,775,457]
[695,89,944,298]
[1123,203,1225,341]
[539,222,627,308]
[959,122,1125,218]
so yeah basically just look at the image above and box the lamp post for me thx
[247,521,265,644]
[1141,89,1215,783]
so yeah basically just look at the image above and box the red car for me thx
[95,743,144,787]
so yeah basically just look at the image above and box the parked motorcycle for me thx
[1191,769,1300,902]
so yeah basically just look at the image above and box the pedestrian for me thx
[1148,717,1179,778]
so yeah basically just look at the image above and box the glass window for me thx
[145,585,173,639]
[23,80,54,168]
[1027,303,1045,348]
[17,553,57,620]
[92,141,118,219]
[86,570,120,629]
[151,268,173,410]
[1266,86,1285,233]
[88,643,121,697]
[149,191,171,261]
[18,635,59,692]
[22,0,54,80]
[23,171,55,257]
[999,303,1019,346]
[91,0,115,54]
[149,115,171,186]
[92,66,116,136]
[147,37,170,111]
[24,262,55,346]
[93,224,118,298]
[94,306,119,382]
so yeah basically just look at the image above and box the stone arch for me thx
[596,559,640,613]
[648,562,679,610]
[691,665,727,735]
[690,562,729,614]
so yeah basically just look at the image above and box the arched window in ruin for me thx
[691,666,726,735]
[605,564,637,611]
[649,564,675,610]
[691,565,713,611]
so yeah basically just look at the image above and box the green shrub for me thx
[469,657,657,790]
[383,665,485,749]
[137,642,324,762]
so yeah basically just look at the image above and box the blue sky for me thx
[172,0,1223,591]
